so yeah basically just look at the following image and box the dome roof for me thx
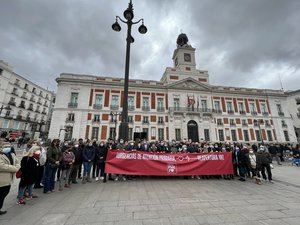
[176,33,189,46]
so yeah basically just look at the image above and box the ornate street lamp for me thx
[112,0,147,141]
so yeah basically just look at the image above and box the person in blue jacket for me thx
[82,140,95,184]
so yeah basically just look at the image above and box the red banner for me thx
[105,150,234,176]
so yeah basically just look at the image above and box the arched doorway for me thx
[187,120,199,142]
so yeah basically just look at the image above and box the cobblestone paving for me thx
[1,165,300,225]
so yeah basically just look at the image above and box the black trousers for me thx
[261,163,272,181]
[35,165,44,187]
[70,164,80,182]
[0,185,11,210]
[92,161,98,178]
[77,163,82,178]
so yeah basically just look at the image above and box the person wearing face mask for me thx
[92,140,99,179]
[77,138,84,179]
[17,146,41,205]
[97,141,108,182]
[70,141,82,184]
[0,139,20,215]
[82,140,95,183]
[34,142,46,189]
[59,143,75,190]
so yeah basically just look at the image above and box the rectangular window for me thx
[158,128,164,140]
[91,127,99,140]
[217,118,223,125]
[255,130,261,141]
[142,128,148,140]
[143,116,149,123]
[276,104,282,113]
[214,101,221,111]
[67,113,75,121]
[158,116,164,124]
[128,116,133,123]
[242,119,247,125]
[230,119,235,125]
[204,129,210,141]
[201,100,207,109]
[93,114,100,122]
[231,130,237,141]
[175,129,181,141]
[157,98,164,109]
[128,128,133,140]
[13,121,19,130]
[243,130,249,141]
[142,97,149,107]
[238,102,244,112]
[267,130,273,141]
[128,96,135,107]
[218,129,224,141]
[95,94,103,106]
[70,92,79,103]
[174,98,180,109]
[226,102,233,111]
[249,103,255,113]
[261,103,267,113]
[284,130,290,142]
[109,127,116,140]
[111,95,119,106]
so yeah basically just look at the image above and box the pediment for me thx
[167,78,211,91]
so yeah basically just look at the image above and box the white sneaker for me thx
[114,177,119,181]
[95,177,99,181]
[99,177,104,180]
[122,176,127,181]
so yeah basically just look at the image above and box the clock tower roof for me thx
[176,33,189,47]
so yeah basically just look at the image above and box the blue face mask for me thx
[2,147,11,154]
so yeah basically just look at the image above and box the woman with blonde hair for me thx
[0,136,20,215]
[16,146,41,205]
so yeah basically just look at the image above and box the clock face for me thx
[184,53,191,62]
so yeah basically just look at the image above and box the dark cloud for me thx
[0,0,299,91]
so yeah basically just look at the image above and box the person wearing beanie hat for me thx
[0,141,20,215]
[16,146,41,205]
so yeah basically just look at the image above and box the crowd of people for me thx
[1,130,300,215]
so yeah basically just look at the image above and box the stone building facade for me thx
[0,60,55,139]
[49,34,298,143]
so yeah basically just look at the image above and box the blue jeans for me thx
[83,162,92,178]
[17,184,33,200]
[43,163,58,193]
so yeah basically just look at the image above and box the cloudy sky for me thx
[1,0,300,91]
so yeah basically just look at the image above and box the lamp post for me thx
[112,0,147,141]
[110,111,122,141]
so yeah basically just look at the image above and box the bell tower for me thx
[172,33,196,71]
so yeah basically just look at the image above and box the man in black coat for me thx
[70,142,83,184]
[268,144,282,165]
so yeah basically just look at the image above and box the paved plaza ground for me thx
[1,163,300,225]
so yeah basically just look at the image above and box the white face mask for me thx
[88,143,92,146]
[74,144,79,148]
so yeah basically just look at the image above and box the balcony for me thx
[217,122,223,126]
[93,104,102,110]
[278,112,285,117]
[213,109,223,114]
[8,101,16,106]
[27,107,33,111]
[30,98,35,103]
[239,111,246,115]
[262,112,269,116]
[169,107,214,115]
[158,121,164,125]
[11,92,18,96]
[4,114,13,119]
[157,107,165,112]
[37,101,42,105]
[128,105,135,111]
[110,105,119,110]
[21,96,27,100]
[19,104,25,109]
[142,120,149,124]
[142,106,150,111]
[65,118,75,123]
[251,111,258,116]
[68,102,78,108]
[16,115,22,120]
[227,110,234,115]
[242,123,248,127]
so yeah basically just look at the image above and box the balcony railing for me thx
[14,82,20,87]
[93,119,100,123]
[42,111,47,115]
[11,92,18,96]
[142,106,150,111]
[19,104,25,109]
[8,101,16,106]
[93,104,102,109]
[227,110,234,114]
[68,102,78,108]
[265,123,271,127]
[242,123,248,126]
[37,101,42,105]
[251,111,258,116]
[110,105,119,110]
[128,105,135,111]
[157,107,165,112]
[230,122,236,126]
[278,112,285,117]
[35,109,40,113]
[28,107,33,111]
[262,112,269,116]
[282,124,287,128]
[217,122,223,126]
[158,121,164,125]
[30,98,35,102]
[239,111,246,115]
[65,118,75,123]
[169,107,217,114]
[142,121,149,124]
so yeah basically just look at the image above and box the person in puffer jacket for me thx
[256,146,273,183]
[82,140,95,184]
[58,143,75,190]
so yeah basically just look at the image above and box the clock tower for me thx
[160,33,209,84]
[172,33,196,71]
